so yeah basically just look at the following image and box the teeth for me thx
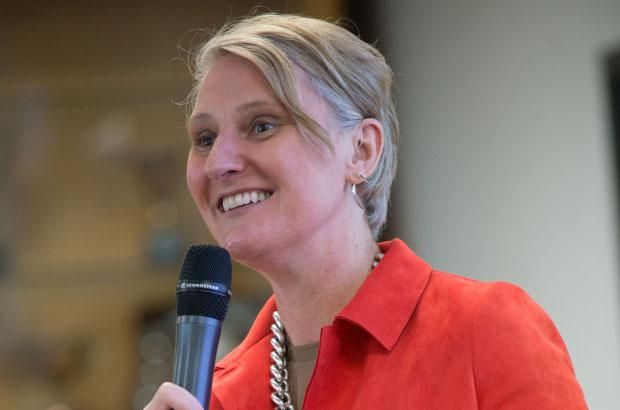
[222,190,272,212]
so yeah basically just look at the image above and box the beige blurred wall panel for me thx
[0,1,345,409]
[12,92,190,278]
[1,1,275,83]
[0,274,176,410]
[302,0,344,18]
[1,1,343,85]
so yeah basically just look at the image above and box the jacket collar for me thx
[216,238,432,372]
[214,296,276,373]
[336,238,432,350]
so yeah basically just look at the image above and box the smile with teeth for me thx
[221,190,272,212]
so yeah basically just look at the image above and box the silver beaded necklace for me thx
[269,251,384,410]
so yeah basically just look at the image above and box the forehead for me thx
[189,53,339,142]
[192,54,280,108]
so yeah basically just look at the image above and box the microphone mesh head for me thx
[179,245,232,287]
[177,245,232,320]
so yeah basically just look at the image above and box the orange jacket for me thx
[210,239,587,409]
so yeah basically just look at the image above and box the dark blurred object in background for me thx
[608,45,620,251]
[0,118,16,280]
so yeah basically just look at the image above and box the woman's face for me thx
[186,54,355,267]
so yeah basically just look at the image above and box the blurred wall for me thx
[383,1,620,408]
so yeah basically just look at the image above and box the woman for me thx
[146,13,587,410]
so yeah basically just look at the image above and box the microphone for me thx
[172,245,232,409]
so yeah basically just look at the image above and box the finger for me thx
[144,382,204,410]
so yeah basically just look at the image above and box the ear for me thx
[345,118,384,185]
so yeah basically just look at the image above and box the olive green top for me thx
[287,341,319,409]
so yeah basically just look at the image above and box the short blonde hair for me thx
[189,13,399,239]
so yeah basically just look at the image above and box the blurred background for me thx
[1,0,619,409]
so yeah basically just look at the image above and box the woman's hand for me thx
[144,382,204,410]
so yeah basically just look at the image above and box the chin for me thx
[217,232,268,267]
[209,221,300,271]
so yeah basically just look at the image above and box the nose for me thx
[204,130,246,180]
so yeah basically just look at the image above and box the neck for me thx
[267,229,379,346]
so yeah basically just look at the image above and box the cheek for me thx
[186,155,205,202]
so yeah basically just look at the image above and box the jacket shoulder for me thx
[423,272,587,408]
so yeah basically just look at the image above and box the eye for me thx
[191,132,216,153]
[251,120,277,136]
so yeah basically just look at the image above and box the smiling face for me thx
[186,54,356,270]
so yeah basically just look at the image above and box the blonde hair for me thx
[188,13,399,239]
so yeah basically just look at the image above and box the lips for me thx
[220,190,272,212]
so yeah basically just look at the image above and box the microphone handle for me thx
[173,315,222,409]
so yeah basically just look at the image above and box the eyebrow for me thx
[188,100,283,127]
